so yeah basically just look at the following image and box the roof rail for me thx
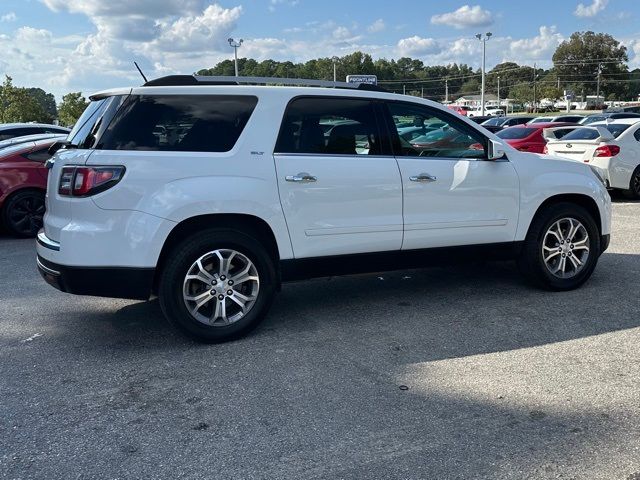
[143,75,387,92]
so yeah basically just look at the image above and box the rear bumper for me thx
[37,255,154,301]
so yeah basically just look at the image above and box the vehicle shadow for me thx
[4,253,640,478]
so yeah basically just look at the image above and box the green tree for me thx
[0,75,47,123]
[58,92,88,127]
[553,31,629,99]
[28,88,57,123]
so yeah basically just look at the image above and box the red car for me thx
[0,138,58,237]
[495,122,577,154]
[447,105,469,116]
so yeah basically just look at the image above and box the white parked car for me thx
[468,107,504,117]
[544,119,640,198]
[37,75,611,342]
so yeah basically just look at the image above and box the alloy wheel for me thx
[182,249,260,326]
[542,217,590,279]
[9,195,45,236]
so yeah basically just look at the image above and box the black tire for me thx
[1,189,45,238]
[518,202,600,291]
[158,228,277,343]
[624,167,640,200]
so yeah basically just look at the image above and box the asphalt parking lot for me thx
[1,197,639,480]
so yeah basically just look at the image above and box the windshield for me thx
[496,128,536,140]
[581,116,605,125]
[481,117,505,126]
[528,117,549,124]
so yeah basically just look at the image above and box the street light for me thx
[331,56,339,83]
[228,37,243,77]
[475,32,492,116]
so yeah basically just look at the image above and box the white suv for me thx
[37,75,612,342]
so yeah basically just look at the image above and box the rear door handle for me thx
[285,173,317,183]
[409,173,437,182]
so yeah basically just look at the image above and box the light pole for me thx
[228,38,243,77]
[475,32,492,116]
[331,56,339,83]
[497,75,500,111]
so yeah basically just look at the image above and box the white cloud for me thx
[1,12,17,22]
[268,0,299,12]
[431,5,493,29]
[397,36,441,57]
[574,0,609,18]
[509,26,563,62]
[367,19,385,33]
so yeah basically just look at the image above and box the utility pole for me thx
[497,76,500,111]
[227,38,243,76]
[596,62,602,109]
[532,62,537,113]
[332,56,339,83]
[445,78,449,103]
[475,32,492,116]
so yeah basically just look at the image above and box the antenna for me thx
[134,61,148,84]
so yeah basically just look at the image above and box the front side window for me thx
[275,97,382,155]
[387,102,486,159]
[98,95,258,152]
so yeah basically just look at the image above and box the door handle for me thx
[409,173,437,182]
[285,173,317,183]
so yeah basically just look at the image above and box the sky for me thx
[0,0,639,99]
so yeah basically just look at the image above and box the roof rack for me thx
[142,75,387,92]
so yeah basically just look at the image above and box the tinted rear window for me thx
[560,128,600,140]
[98,95,258,152]
[562,124,630,140]
[496,128,536,139]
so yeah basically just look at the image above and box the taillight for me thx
[542,145,548,154]
[594,145,620,157]
[58,166,125,197]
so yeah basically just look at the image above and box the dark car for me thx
[0,139,57,237]
[580,112,640,125]
[480,116,536,132]
[0,123,70,142]
[495,122,577,154]
[469,115,491,124]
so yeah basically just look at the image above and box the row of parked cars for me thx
[0,123,70,237]
[476,112,640,198]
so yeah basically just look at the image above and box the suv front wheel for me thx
[159,228,277,342]
[518,202,601,290]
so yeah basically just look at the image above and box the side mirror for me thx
[487,138,506,160]
[47,140,69,156]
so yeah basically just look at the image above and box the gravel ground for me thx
[1,197,639,480]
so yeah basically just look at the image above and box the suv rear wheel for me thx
[518,202,600,290]
[158,228,277,342]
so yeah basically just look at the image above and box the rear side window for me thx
[98,95,258,152]
[23,147,52,163]
[275,97,381,155]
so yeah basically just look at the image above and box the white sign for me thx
[346,75,378,85]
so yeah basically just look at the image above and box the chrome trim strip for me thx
[305,224,403,236]
[37,230,60,251]
[404,219,508,231]
[36,256,60,276]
